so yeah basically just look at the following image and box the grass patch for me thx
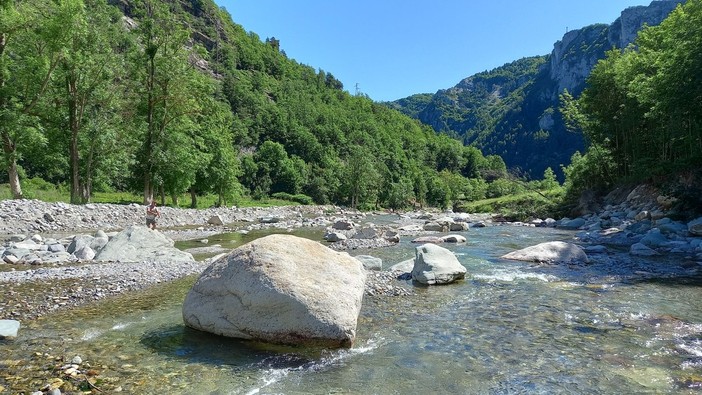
[0,183,302,209]
[455,189,565,221]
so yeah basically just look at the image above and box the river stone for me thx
[630,243,660,256]
[640,228,669,248]
[441,234,466,243]
[47,243,65,253]
[182,234,366,347]
[90,230,109,252]
[501,241,589,264]
[74,246,96,260]
[324,231,346,242]
[95,225,194,263]
[411,236,444,244]
[355,255,382,271]
[449,222,469,231]
[8,234,26,242]
[558,218,587,230]
[67,234,94,254]
[389,258,414,273]
[0,319,20,339]
[352,227,379,240]
[332,219,354,230]
[411,243,467,285]
[207,215,224,225]
[423,221,447,232]
[689,217,702,237]
[3,254,19,264]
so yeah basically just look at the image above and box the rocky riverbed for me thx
[0,200,442,322]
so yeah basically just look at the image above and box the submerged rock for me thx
[182,234,366,347]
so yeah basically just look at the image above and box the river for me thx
[2,220,701,394]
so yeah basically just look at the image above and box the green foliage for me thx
[270,192,312,205]
[456,190,564,221]
[562,0,702,203]
[0,0,533,212]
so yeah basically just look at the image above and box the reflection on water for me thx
[2,220,702,394]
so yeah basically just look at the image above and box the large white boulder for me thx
[94,225,193,263]
[411,243,467,285]
[501,241,589,264]
[182,234,366,347]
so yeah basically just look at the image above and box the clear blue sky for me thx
[215,1,652,102]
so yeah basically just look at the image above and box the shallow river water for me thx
[3,221,702,394]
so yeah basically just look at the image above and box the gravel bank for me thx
[0,200,417,321]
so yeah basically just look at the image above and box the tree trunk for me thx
[67,74,81,204]
[2,133,22,199]
[190,189,197,208]
[0,34,22,199]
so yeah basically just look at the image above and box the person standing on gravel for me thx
[146,201,160,230]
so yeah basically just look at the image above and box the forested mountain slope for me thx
[1,0,502,209]
[388,0,684,179]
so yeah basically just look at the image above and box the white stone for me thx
[95,225,193,263]
[355,255,382,271]
[0,319,20,338]
[501,241,589,264]
[441,234,467,243]
[183,234,366,347]
[411,243,467,285]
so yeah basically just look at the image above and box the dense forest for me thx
[2,0,699,216]
[560,0,702,213]
[0,0,525,210]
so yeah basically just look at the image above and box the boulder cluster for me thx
[556,185,702,260]
[1,225,193,266]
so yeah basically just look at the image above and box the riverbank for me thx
[0,200,437,321]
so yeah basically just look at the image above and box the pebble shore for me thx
[0,200,419,322]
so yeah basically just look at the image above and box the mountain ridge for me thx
[388,0,684,179]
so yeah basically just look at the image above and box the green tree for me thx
[131,0,209,203]
[0,0,78,198]
[49,0,124,203]
[342,145,380,209]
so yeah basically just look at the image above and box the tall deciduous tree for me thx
[131,0,208,204]
[0,0,77,198]
[50,0,124,203]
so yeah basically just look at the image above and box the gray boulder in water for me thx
[501,241,589,264]
[182,234,366,347]
[411,243,467,285]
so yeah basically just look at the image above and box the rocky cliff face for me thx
[550,0,683,96]
[389,0,685,179]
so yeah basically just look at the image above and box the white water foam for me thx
[242,336,384,395]
[111,322,132,330]
[473,269,559,283]
[81,328,103,341]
